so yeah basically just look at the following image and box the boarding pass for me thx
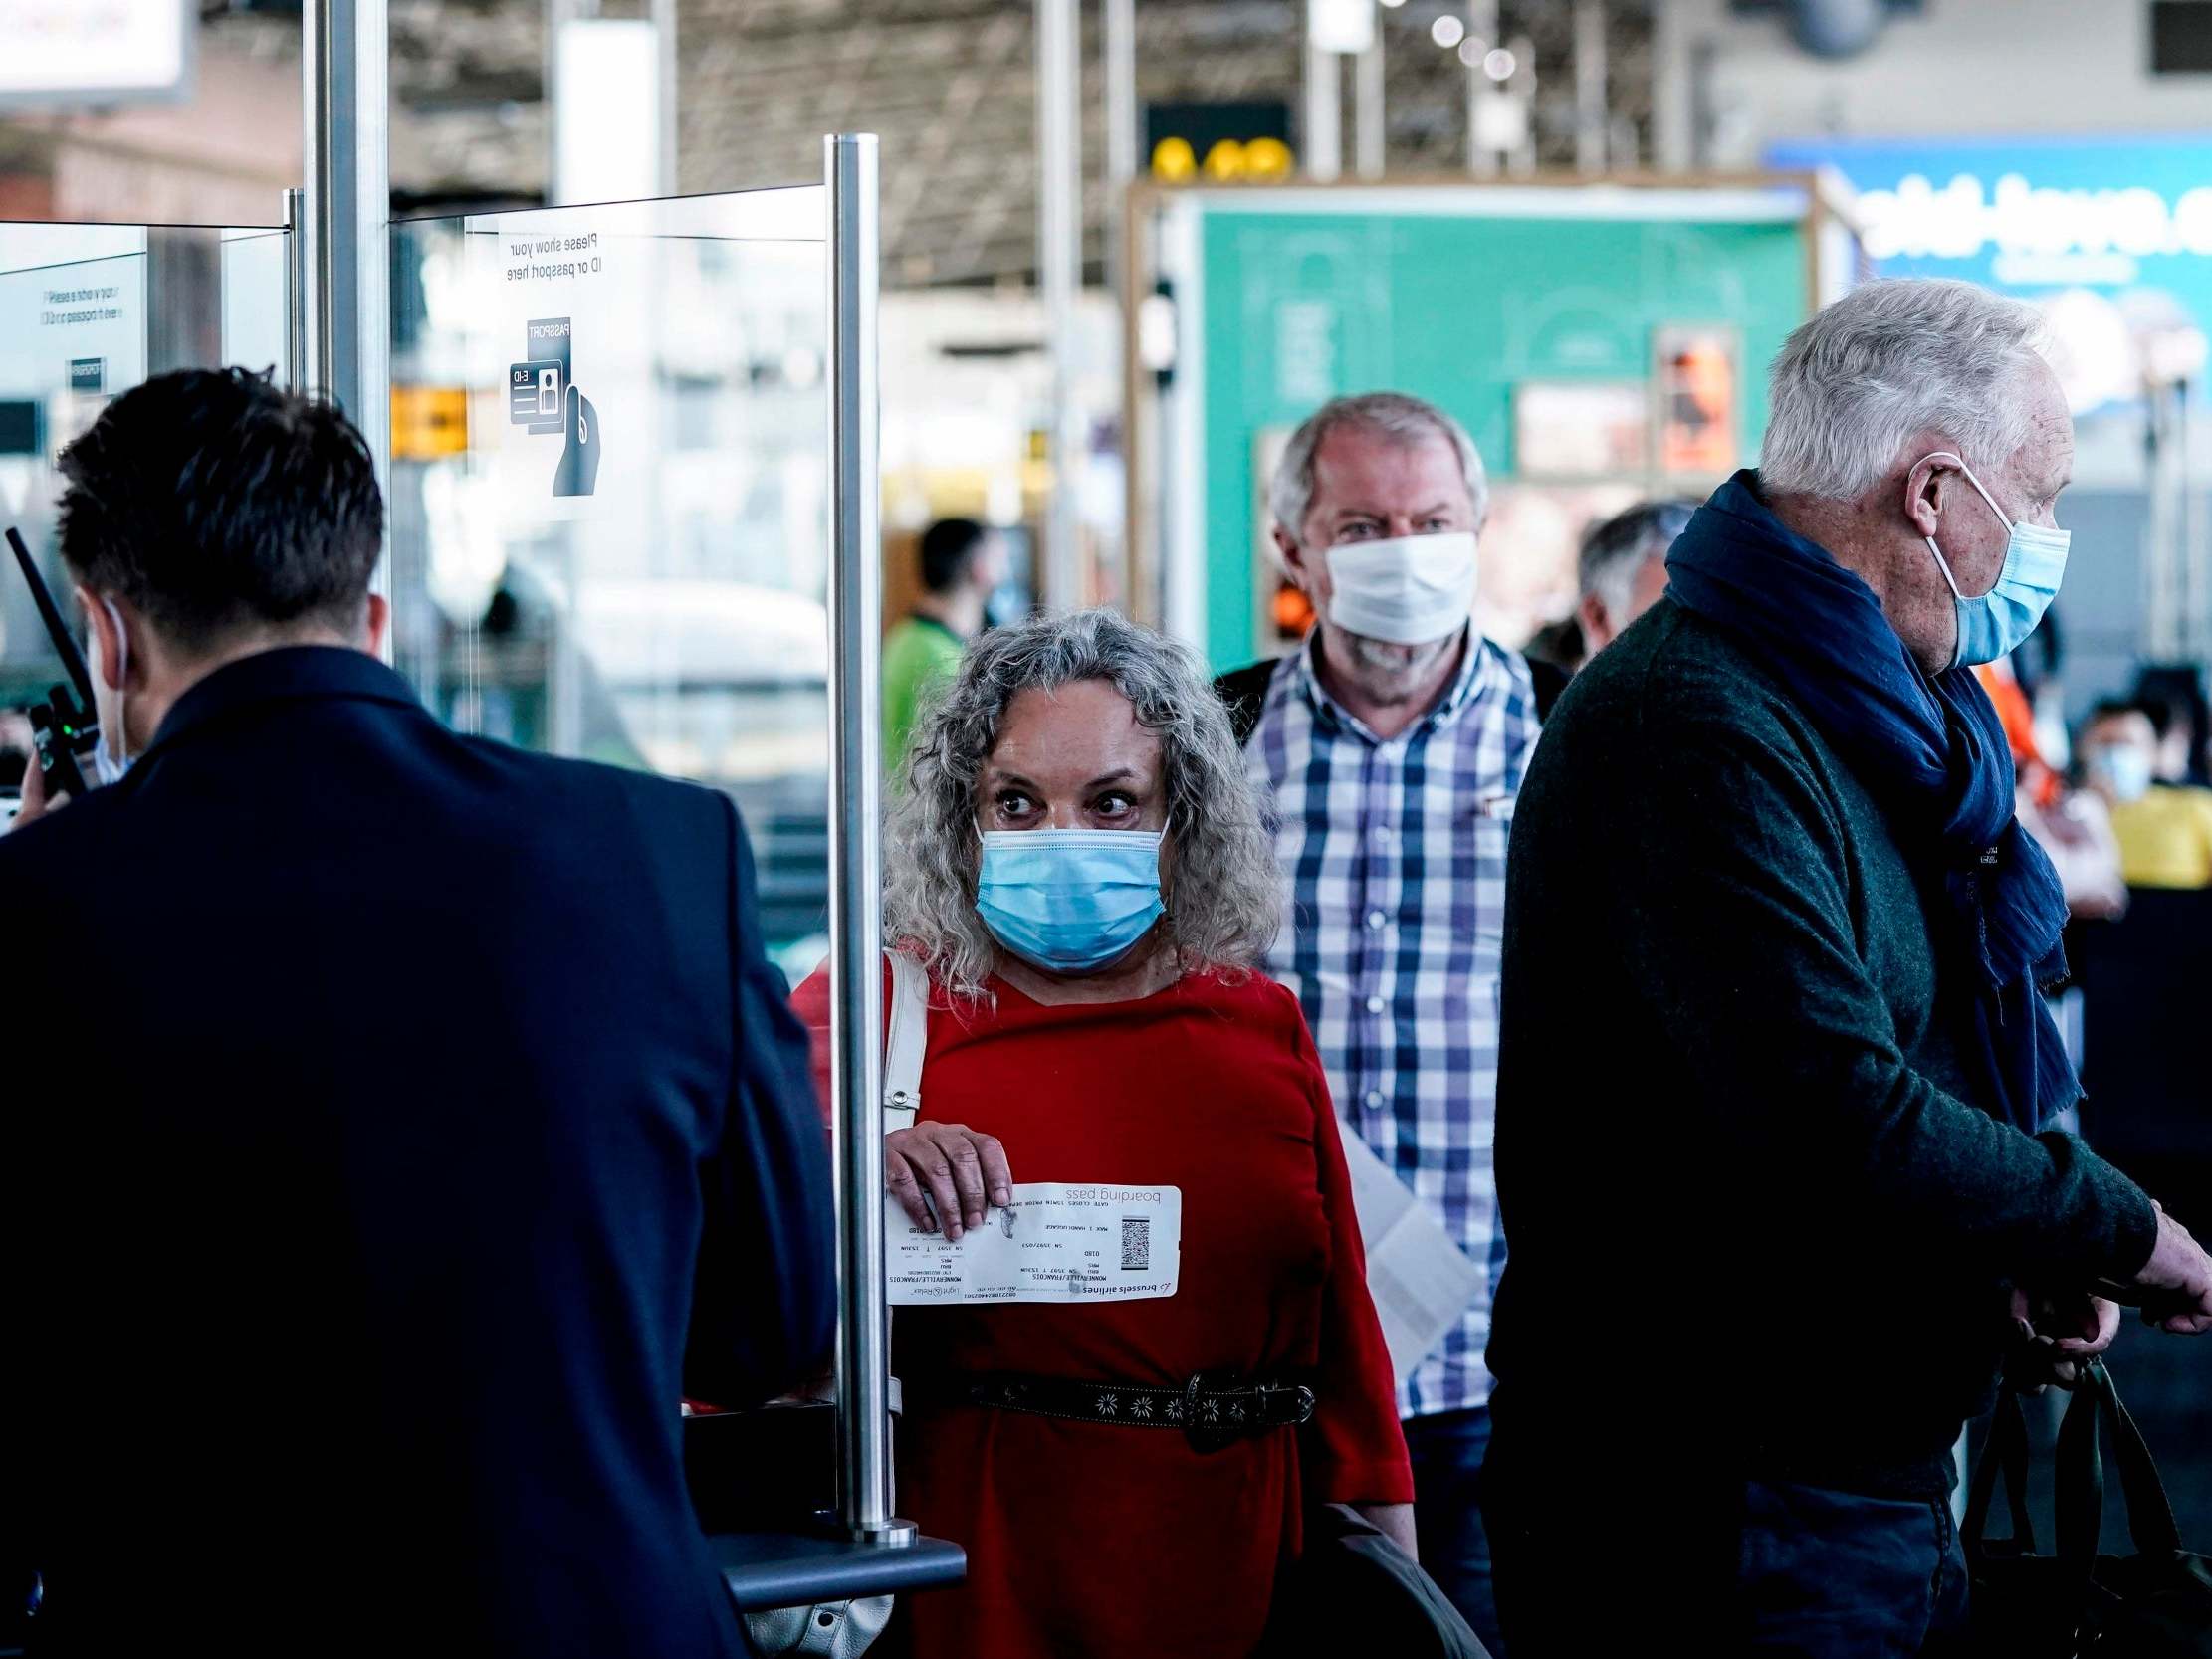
[886,1182,1182,1306]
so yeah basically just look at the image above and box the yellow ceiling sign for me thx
[391,385,468,460]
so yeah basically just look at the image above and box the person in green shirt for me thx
[883,518,1005,770]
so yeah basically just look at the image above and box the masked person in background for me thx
[1216,391,1543,1655]
[791,610,1415,1659]
[2079,699,2212,891]
[1488,280,2212,1657]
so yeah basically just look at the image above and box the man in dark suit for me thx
[2,369,834,1655]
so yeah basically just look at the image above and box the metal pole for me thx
[2146,390,2177,661]
[1106,0,1137,187]
[653,0,678,196]
[1650,0,1692,173]
[2181,379,2207,661]
[1354,32,1386,180]
[303,8,332,396]
[304,0,390,564]
[1104,0,1136,285]
[1574,0,1608,176]
[1036,0,1083,611]
[544,0,570,204]
[826,131,914,1551]
[1465,0,1498,177]
[282,187,307,392]
[1507,33,1538,178]
[1303,39,1342,182]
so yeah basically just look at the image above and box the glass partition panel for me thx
[0,219,290,722]
[388,187,831,975]
[221,228,292,376]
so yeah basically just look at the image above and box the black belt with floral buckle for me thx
[925,1370,1317,1453]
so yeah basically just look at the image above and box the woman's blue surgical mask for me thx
[1918,451,2071,670]
[976,828,1165,975]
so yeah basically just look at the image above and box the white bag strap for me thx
[882,951,929,1133]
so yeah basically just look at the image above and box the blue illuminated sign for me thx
[1766,135,2212,327]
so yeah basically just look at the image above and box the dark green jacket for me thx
[1489,598,2158,1498]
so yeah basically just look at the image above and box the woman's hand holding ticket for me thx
[887,1122,1013,1242]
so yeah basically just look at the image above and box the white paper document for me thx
[886,1182,1182,1306]
[1337,1129,1483,1383]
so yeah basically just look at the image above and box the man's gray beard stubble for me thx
[1340,627,1458,688]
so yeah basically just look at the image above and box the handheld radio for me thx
[6,525,101,801]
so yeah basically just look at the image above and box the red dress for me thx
[789,964,1412,1659]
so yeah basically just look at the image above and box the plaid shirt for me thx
[1244,629,1542,1418]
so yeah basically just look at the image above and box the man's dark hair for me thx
[918,518,989,595]
[2130,688,2182,741]
[2083,699,2152,728]
[57,367,383,653]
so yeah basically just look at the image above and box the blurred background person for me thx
[2132,676,2212,789]
[1979,652,2126,927]
[882,517,1007,767]
[793,609,1416,1659]
[1979,647,2123,1134]
[1516,615,1586,684]
[2015,753,2129,923]
[1218,390,1535,1653]
[2080,699,2212,891]
[1574,499,1696,658]
[1,371,834,1658]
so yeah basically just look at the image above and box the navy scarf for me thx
[1664,471,2075,1135]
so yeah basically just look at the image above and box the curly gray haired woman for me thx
[885,606,1280,1002]
[787,608,1416,1659]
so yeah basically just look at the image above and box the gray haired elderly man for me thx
[1485,279,2212,1656]
[1574,498,1697,657]
[1217,390,1544,1654]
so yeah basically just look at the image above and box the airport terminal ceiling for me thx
[196,0,1662,288]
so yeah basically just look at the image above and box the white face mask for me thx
[2093,745,2154,805]
[87,596,132,785]
[1323,530,1478,646]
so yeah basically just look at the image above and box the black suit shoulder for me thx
[444,726,732,826]
[1525,654,1569,723]
[1215,657,1286,748]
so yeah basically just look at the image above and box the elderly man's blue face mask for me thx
[975,829,1165,974]
[1917,451,2071,670]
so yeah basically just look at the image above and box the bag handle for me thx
[2055,1360,2182,1564]
[882,951,929,1133]
[2054,1368,2106,1568]
[2061,1353,2185,1565]
[1961,1385,2038,1558]
[2101,1365,2182,1555]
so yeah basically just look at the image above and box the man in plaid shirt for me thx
[1219,392,1546,1655]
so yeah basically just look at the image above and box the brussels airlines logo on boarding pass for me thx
[886,1182,1182,1306]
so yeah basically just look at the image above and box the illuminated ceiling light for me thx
[1379,0,1407,7]
[1432,16,1466,49]
[1455,38,1483,67]
[1484,46,1517,80]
